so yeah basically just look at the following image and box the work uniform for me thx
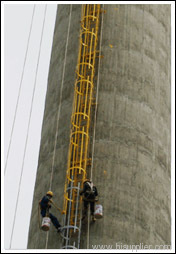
[40,195,61,229]
[80,181,98,217]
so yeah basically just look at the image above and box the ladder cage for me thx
[61,4,100,249]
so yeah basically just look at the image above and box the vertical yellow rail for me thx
[62,4,100,249]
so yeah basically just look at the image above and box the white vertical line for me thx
[87,203,90,249]
[45,4,72,249]
[4,5,36,175]
[9,5,47,249]
[87,4,104,250]
[90,5,104,182]
[10,4,47,249]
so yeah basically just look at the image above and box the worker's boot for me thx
[91,214,96,222]
[57,226,63,233]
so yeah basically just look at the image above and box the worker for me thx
[40,191,62,232]
[80,179,98,221]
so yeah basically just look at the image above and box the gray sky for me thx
[4,4,57,249]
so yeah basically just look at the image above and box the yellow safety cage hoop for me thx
[61,4,100,249]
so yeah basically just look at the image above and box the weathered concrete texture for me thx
[89,4,171,249]
[27,5,82,249]
[28,4,171,249]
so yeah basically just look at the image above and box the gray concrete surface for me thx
[28,4,171,249]
[27,5,82,249]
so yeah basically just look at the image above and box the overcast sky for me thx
[4,4,57,249]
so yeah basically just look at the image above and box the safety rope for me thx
[50,199,63,214]
[87,203,90,249]
[45,4,72,249]
[90,5,104,182]
[9,5,47,249]
[87,4,105,249]
[48,3,72,191]
[38,203,42,229]
[4,5,36,175]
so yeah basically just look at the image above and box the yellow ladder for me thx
[61,4,100,249]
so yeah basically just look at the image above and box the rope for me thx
[48,4,72,190]
[9,5,47,249]
[87,203,90,249]
[45,4,72,249]
[4,5,36,175]
[50,200,62,214]
[87,4,104,249]
[38,203,42,229]
[90,5,104,182]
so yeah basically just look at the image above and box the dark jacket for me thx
[40,195,51,210]
[80,182,98,200]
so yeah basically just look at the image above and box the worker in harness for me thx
[40,191,62,232]
[80,179,98,222]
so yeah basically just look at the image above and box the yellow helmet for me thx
[46,191,53,197]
